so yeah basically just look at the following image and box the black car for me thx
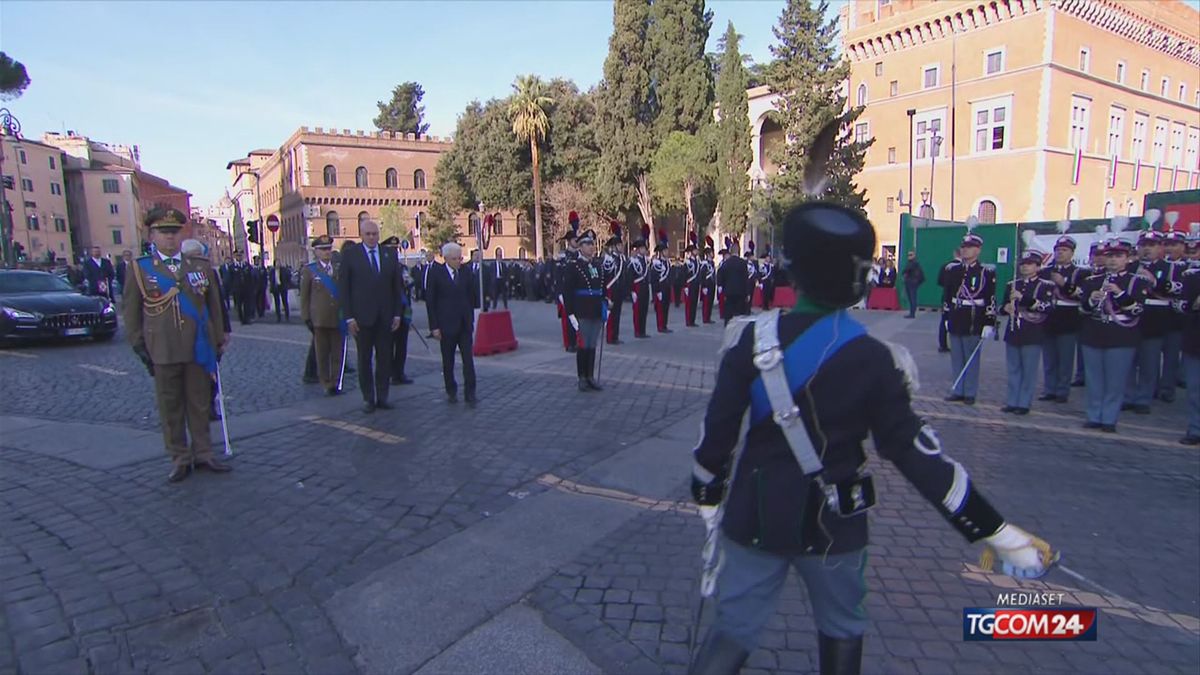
[0,270,119,343]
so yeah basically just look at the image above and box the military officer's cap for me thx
[1053,235,1076,250]
[1018,250,1044,266]
[577,229,597,245]
[382,235,401,247]
[559,231,577,243]
[145,207,187,231]
[604,236,621,248]
[654,243,669,253]
[312,234,334,250]
[630,239,647,250]
[1137,230,1163,245]
[1088,240,1104,253]
[1164,231,1187,243]
[1102,238,1132,254]
[961,233,984,248]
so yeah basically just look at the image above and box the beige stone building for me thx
[1,134,72,263]
[228,128,529,267]
[42,132,143,260]
[827,0,1200,251]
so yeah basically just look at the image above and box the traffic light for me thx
[246,220,259,244]
[2,176,13,190]
[13,242,25,261]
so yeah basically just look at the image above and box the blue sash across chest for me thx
[138,258,218,375]
[309,263,349,336]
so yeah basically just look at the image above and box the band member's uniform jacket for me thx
[300,259,347,393]
[1125,258,1174,407]
[1177,267,1200,439]
[700,257,717,323]
[941,260,997,400]
[124,252,225,468]
[650,256,672,332]
[1000,276,1054,410]
[1038,262,1087,399]
[602,250,627,343]
[555,250,579,349]
[1079,269,1151,426]
[630,253,650,338]
[684,257,701,326]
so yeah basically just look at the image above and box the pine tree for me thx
[595,0,657,235]
[766,0,871,212]
[373,82,430,136]
[714,21,752,236]
[649,0,714,137]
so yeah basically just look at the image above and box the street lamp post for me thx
[929,131,942,220]
[0,108,21,268]
[906,109,916,216]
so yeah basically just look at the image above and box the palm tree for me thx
[508,75,553,259]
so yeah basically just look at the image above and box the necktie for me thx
[370,249,379,274]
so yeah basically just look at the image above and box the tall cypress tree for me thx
[595,0,657,232]
[714,21,752,236]
[766,0,870,212]
[650,0,714,137]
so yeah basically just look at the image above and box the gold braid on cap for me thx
[132,261,182,328]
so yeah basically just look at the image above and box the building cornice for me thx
[845,0,1199,68]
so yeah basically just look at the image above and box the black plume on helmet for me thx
[781,202,876,308]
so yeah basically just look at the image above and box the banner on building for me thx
[1071,149,1082,185]
[1154,163,1162,191]
[1132,158,1141,190]
[1107,155,1118,188]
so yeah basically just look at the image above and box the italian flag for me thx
[1154,163,1162,191]
[1132,157,1141,190]
[1071,148,1083,185]
[1108,155,1118,188]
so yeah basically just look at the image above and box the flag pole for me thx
[950,23,957,222]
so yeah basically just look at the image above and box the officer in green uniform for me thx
[300,234,347,396]
[124,208,231,483]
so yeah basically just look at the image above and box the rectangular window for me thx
[889,80,898,97]
[102,178,119,194]
[1152,118,1168,164]
[20,177,32,191]
[112,230,122,245]
[923,65,940,89]
[985,49,1004,75]
[1131,113,1149,161]
[50,182,62,196]
[886,197,895,213]
[1180,83,1188,102]
[1160,77,1169,97]
[1141,69,1150,91]
[27,214,39,230]
[1078,48,1090,73]
[17,149,26,164]
[875,62,883,77]
[1069,95,1091,151]
[887,147,896,164]
[109,203,119,215]
[1184,128,1199,173]
[854,122,870,145]
[1169,122,1185,166]
[23,200,35,208]
[1106,106,1125,159]
[1115,62,1126,84]
[54,217,66,233]
[972,97,1012,153]
[913,109,946,160]
[48,156,56,170]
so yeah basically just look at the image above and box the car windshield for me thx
[0,274,76,294]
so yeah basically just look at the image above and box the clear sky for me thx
[0,0,797,206]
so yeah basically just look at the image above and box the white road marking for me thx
[0,350,39,359]
[78,364,128,376]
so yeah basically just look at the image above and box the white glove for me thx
[698,505,720,534]
[656,292,663,301]
[568,314,579,331]
[631,292,638,304]
[979,523,1058,579]
[980,325,995,340]
[702,288,709,295]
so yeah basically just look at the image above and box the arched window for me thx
[1066,198,1079,219]
[358,211,370,229]
[1103,201,1114,218]
[918,204,934,218]
[413,169,427,190]
[518,247,527,259]
[516,213,528,236]
[857,83,868,106]
[326,211,340,237]
[492,213,504,235]
[977,199,997,224]
[323,165,337,187]
[385,168,398,189]
[1127,202,1137,217]
[467,212,480,236]
[355,167,368,188]
[494,247,504,260]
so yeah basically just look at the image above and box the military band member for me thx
[942,234,997,405]
[602,225,627,345]
[564,230,607,391]
[700,239,717,324]
[556,222,580,352]
[1079,239,1150,432]
[1038,236,1086,403]
[651,238,673,333]
[1072,243,1105,388]
[1123,231,1171,414]
[300,235,348,396]
[717,241,751,324]
[683,243,701,327]
[1001,251,1055,414]
[758,251,776,310]
[125,208,231,483]
[745,241,758,307]
[1177,263,1200,445]
[629,239,651,339]
[1159,231,1189,401]
[689,203,1056,675]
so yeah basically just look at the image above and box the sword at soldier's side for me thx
[215,364,233,458]
[409,321,430,352]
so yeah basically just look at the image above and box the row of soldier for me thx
[937,228,1200,443]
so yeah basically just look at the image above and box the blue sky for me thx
[1,0,797,206]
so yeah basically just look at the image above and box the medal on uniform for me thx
[188,271,209,293]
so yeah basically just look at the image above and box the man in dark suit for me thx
[82,246,116,299]
[271,264,292,322]
[716,241,750,324]
[339,219,404,413]
[426,242,479,405]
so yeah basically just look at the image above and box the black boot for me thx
[818,633,863,675]
[585,349,603,391]
[688,630,748,675]
[577,351,590,392]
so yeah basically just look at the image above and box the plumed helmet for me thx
[782,202,877,309]
[568,211,580,232]
[610,220,622,241]
[705,236,714,249]
[658,228,668,247]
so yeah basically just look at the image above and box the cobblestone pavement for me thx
[1,301,1197,674]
